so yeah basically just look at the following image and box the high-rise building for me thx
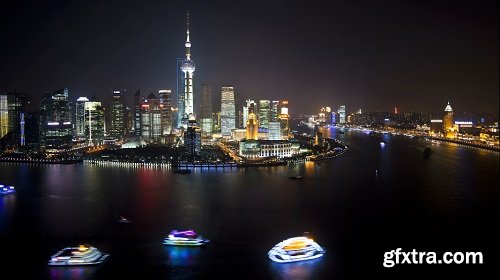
[179,11,196,128]
[84,100,104,145]
[245,112,259,140]
[134,90,142,137]
[278,100,289,138]
[141,93,162,140]
[268,121,281,140]
[39,88,73,152]
[0,95,8,138]
[213,112,221,133]
[271,100,280,122]
[159,89,173,135]
[338,105,346,124]
[221,86,236,137]
[200,85,213,135]
[242,99,256,129]
[184,116,201,162]
[258,100,271,131]
[110,90,125,138]
[75,97,89,139]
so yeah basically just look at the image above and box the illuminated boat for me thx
[0,185,15,196]
[48,245,109,266]
[268,236,325,263]
[163,230,209,246]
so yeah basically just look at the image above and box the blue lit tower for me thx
[179,11,196,128]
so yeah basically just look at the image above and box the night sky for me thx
[0,0,498,113]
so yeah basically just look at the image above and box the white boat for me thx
[0,185,15,196]
[118,216,131,223]
[163,230,209,246]
[268,236,325,263]
[48,245,109,266]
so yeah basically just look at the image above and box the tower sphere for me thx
[181,59,196,73]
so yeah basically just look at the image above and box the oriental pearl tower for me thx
[180,11,196,128]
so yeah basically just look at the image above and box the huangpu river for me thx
[0,127,498,279]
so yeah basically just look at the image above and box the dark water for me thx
[0,128,498,279]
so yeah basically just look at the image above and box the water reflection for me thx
[48,267,97,280]
[165,246,202,266]
[269,257,323,280]
[0,194,16,231]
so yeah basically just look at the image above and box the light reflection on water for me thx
[269,257,324,280]
[48,267,97,280]
[164,246,203,266]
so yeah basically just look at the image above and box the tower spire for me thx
[185,10,191,60]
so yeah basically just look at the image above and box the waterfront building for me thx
[133,90,142,136]
[338,105,346,124]
[258,100,271,131]
[110,90,125,138]
[184,116,201,162]
[239,139,299,159]
[0,92,29,145]
[443,101,457,138]
[221,86,236,137]
[179,12,196,128]
[245,112,259,140]
[39,88,73,152]
[200,85,213,135]
[75,97,89,139]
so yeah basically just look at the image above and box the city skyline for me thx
[0,0,498,113]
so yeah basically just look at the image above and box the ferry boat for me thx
[163,230,209,246]
[289,176,303,180]
[48,245,109,266]
[268,236,325,263]
[0,185,15,196]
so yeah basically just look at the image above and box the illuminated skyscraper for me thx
[134,90,142,136]
[184,116,201,162]
[141,93,162,140]
[278,100,289,138]
[179,11,196,127]
[243,99,256,129]
[200,85,213,135]
[258,100,271,131]
[271,100,279,122]
[159,89,173,135]
[268,121,281,140]
[338,105,346,124]
[221,86,236,137]
[245,112,259,140]
[0,95,8,138]
[110,90,125,138]
[85,100,104,145]
[39,88,73,152]
[75,97,89,139]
